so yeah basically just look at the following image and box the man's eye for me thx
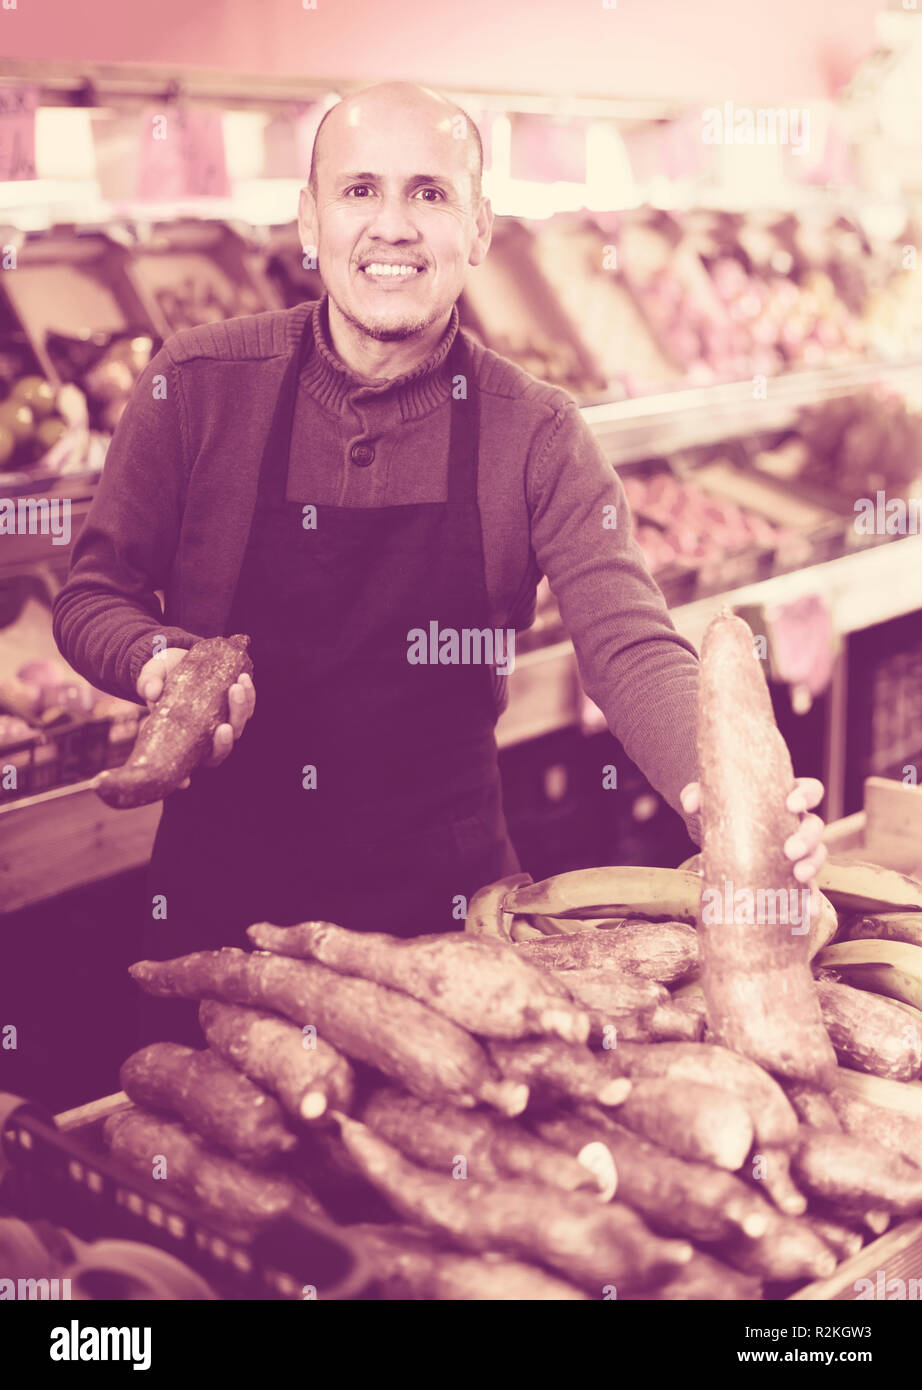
[415,187,444,202]
[344,185,373,198]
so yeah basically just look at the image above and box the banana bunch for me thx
[815,859,922,917]
[476,862,838,958]
[818,940,922,1013]
[505,866,702,927]
[811,860,922,1019]
[466,866,704,944]
[468,855,922,1074]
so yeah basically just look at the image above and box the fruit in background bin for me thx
[634,524,679,574]
[685,362,718,387]
[0,399,34,445]
[728,290,763,324]
[801,341,826,368]
[83,356,135,405]
[0,674,42,721]
[33,416,68,455]
[99,399,126,433]
[0,714,35,749]
[815,319,843,350]
[664,325,701,365]
[10,375,56,420]
[17,659,94,715]
[780,314,810,352]
[0,423,15,470]
[621,476,648,509]
[710,258,748,300]
[751,347,783,378]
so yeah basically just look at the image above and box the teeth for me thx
[362,263,421,277]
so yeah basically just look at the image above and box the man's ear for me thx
[469,195,494,268]
[298,184,319,263]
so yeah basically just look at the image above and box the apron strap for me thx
[445,331,479,508]
[257,306,315,509]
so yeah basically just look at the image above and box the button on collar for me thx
[350,441,375,467]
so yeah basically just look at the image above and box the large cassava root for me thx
[695,610,836,1087]
[129,949,526,1116]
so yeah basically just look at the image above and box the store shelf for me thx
[583,359,922,466]
[0,482,96,576]
[497,534,922,748]
[7,360,922,581]
[0,778,160,915]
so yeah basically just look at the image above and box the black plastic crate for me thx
[0,715,112,802]
[0,1094,369,1301]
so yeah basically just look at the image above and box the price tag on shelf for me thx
[0,86,37,182]
[136,104,230,202]
[509,113,587,183]
[91,114,141,203]
[181,106,231,199]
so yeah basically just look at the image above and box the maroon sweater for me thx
[52,295,701,843]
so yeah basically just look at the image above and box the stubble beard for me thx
[333,289,444,343]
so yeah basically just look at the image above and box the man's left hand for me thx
[679,776,828,885]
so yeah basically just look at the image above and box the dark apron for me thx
[141,312,517,1021]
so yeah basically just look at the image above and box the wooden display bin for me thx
[822,776,922,878]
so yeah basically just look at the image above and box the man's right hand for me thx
[136,647,256,788]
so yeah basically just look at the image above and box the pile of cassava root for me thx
[112,884,922,1301]
[106,610,922,1298]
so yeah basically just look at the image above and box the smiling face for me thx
[299,86,492,345]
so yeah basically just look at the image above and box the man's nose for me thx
[365,196,421,241]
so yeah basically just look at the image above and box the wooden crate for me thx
[823,776,922,877]
[792,1220,922,1301]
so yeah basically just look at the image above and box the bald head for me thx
[299,79,493,354]
[308,82,483,205]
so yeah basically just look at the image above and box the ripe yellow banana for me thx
[843,913,922,950]
[466,872,532,939]
[680,856,836,958]
[816,859,922,915]
[509,916,546,942]
[505,867,702,924]
[833,1065,922,1120]
[817,939,922,1012]
[809,893,839,959]
[880,995,922,1030]
[522,914,633,938]
[685,851,922,916]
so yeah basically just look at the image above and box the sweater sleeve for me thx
[52,347,205,705]
[526,401,702,846]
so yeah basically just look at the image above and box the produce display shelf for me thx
[6,356,922,576]
[792,1220,922,1301]
[583,359,922,467]
[496,533,922,749]
[0,777,160,915]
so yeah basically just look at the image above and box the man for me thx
[53,83,826,1036]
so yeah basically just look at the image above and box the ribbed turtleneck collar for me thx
[292,293,460,421]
